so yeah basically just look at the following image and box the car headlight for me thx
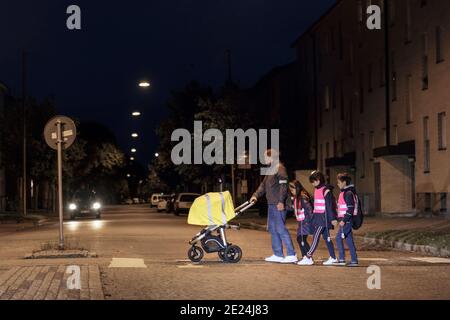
[69,203,77,210]
[92,202,101,210]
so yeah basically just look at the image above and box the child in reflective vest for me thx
[297,171,337,266]
[335,173,359,267]
[288,180,314,259]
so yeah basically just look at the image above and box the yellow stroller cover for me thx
[188,191,236,226]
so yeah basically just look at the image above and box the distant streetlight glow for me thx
[132,111,141,117]
[139,81,150,88]
[126,174,131,178]
[155,153,159,158]
[131,133,139,138]
[131,148,137,153]
[130,157,135,161]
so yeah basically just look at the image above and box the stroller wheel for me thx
[224,245,242,263]
[218,249,226,261]
[188,246,204,263]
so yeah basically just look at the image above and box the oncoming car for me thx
[67,191,102,220]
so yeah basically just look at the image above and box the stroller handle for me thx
[234,199,256,215]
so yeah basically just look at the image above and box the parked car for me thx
[173,193,200,216]
[122,198,133,205]
[157,195,172,212]
[132,197,140,204]
[150,193,163,207]
[67,191,101,220]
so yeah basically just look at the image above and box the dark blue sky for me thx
[0,0,334,165]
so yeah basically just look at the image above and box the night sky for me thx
[0,0,334,165]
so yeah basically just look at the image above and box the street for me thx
[0,205,450,300]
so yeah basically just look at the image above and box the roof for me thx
[290,0,343,48]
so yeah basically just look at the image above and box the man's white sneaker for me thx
[280,255,298,264]
[323,257,338,265]
[264,255,284,263]
[297,256,314,266]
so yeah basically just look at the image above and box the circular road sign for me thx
[44,115,77,150]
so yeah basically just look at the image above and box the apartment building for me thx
[0,82,7,211]
[292,0,449,216]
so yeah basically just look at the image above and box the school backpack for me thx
[323,187,338,220]
[351,192,364,230]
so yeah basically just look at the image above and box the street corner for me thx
[0,264,104,300]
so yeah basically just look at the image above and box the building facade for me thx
[0,82,7,211]
[292,0,449,216]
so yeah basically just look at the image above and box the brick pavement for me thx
[0,265,104,300]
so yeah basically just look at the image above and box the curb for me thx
[25,250,98,259]
[363,236,450,258]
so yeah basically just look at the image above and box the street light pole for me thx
[22,50,27,216]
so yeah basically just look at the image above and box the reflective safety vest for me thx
[313,186,326,214]
[293,198,305,222]
[337,191,357,218]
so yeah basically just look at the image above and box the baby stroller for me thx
[187,191,255,263]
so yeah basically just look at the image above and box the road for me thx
[0,205,450,300]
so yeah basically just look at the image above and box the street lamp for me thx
[130,157,135,161]
[131,148,137,153]
[131,133,139,138]
[126,174,131,178]
[154,152,159,158]
[132,111,141,117]
[138,81,150,88]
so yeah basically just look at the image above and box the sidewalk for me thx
[236,213,450,257]
[0,264,104,300]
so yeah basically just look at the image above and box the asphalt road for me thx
[1,205,450,300]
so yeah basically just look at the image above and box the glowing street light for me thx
[131,133,139,138]
[126,174,131,178]
[132,111,141,117]
[130,157,135,161]
[154,152,159,158]
[138,81,150,88]
[131,148,137,153]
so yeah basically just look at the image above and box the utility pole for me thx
[22,50,27,216]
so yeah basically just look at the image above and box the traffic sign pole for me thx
[57,120,64,250]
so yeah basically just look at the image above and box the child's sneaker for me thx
[297,256,314,266]
[280,255,298,264]
[333,260,346,266]
[264,255,284,263]
[322,257,338,265]
[346,261,359,267]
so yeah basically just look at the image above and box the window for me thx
[424,116,430,173]
[425,193,431,212]
[406,75,413,123]
[422,33,429,90]
[436,26,444,63]
[438,112,447,150]
[405,0,412,43]
[393,125,398,145]
[368,63,373,92]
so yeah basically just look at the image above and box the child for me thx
[297,171,337,266]
[335,173,359,267]
[289,180,314,259]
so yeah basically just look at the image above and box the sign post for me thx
[44,116,76,250]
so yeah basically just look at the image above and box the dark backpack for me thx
[323,188,338,220]
[351,192,364,230]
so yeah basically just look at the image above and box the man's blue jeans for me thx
[267,204,296,257]
[335,222,358,263]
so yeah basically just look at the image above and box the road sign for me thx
[43,115,77,250]
[44,116,76,150]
